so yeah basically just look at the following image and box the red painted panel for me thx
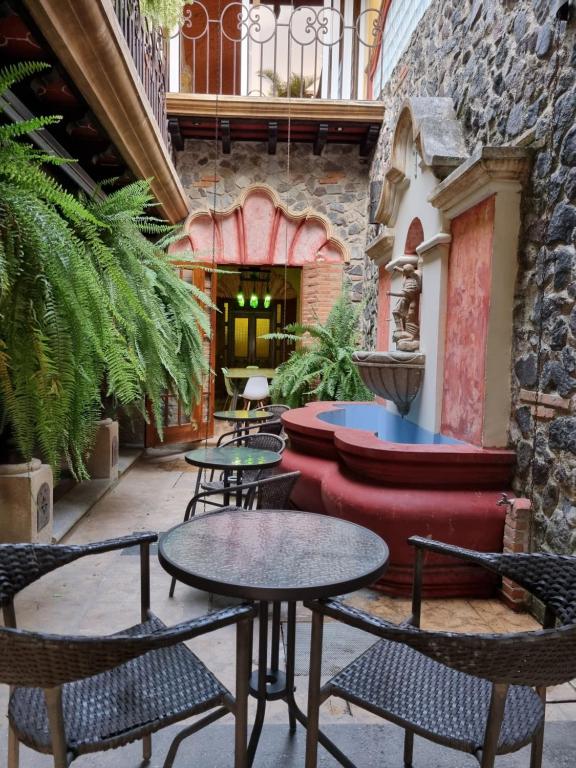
[441,196,495,445]
[376,266,390,351]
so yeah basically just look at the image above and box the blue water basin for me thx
[317,404,463,446]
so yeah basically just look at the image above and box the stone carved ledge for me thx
[365,227,395,266]
[429,147,532,220]
[374,97,469,226]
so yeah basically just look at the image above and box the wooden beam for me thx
[360,124,380,157]
[168,117,184,151]
[313,123,328,156]
[267,121,278,155]
[167,93,385,124]
[25,0,190,223]
[220,118,231,154]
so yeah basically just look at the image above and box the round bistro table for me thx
[184,445,282,507]
[213,408,272,435]
[159,509,389,767]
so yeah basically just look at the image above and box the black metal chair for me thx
[304,536,576,768]
[0,534,256,768]
[169,471,301,598]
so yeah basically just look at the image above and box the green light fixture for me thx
[249,293,259,309]
[237,292,245,307]
[263,293,271,309]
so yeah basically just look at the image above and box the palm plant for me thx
[264,290,373,408]
[0,62,210,477]
[259,70,317,98]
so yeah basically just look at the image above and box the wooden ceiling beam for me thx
[167,93,385,124]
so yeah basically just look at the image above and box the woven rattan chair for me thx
[216,405,290,445]
[169,471,300,597]
[304,536,576,768]
[0,534,256,768]
[202,432,285,494]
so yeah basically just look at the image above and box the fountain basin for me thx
[281,401,516,598]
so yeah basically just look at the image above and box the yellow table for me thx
[224,368,277,409]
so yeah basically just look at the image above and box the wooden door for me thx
[146,265,216,447]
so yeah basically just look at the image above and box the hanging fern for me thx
[0,63,211,477]
[264,289,374,408]
[139,0,186,28]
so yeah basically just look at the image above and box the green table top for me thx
[213,409,271,422]
[184,445,282,471]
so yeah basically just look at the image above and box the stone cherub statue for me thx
[388,263,422,351]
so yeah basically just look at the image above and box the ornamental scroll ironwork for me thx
[174,2,385,100]
[113,0,171,149]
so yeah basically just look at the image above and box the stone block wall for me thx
[364,0,576,552]
[176,141,370,302]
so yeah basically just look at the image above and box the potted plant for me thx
[264,289,374,408]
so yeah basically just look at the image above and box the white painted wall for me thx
[385,134,448,434]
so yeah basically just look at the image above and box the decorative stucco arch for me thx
[172,184,348,265]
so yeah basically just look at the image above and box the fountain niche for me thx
[281,98,531,598]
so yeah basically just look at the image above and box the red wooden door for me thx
[145,264,216,447]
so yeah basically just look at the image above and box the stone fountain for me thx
[352,350,425,416]
[353,257,425,416]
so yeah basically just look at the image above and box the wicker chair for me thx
[0,534,256,768]
[202,432,285,496]
[216,404,290,445]
[304,536,576,768]
[169,471,300,598]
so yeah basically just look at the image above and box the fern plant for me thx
[0,62,210,477]
[140,0,185,28]
[264,290,373,408]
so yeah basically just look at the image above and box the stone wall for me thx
[177,141,370,301]
[364,0,576,552]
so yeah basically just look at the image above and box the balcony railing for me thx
[170,1,384,101]
[113,0,171,148]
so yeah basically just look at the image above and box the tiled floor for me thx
[3,450,576,766]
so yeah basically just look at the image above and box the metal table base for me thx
[248,601,355,768]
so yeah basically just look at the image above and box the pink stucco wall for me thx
[376,266,390,351]
[441,196,495,445]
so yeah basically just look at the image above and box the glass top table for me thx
[213,409,271,423]
[159,508,389,766]
[184,445,282,507]
[184,445,282,472]
[160,508,388,601]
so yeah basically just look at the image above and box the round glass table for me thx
[184,445,282,506]
[213,409,271,423]
[159,508,389,766]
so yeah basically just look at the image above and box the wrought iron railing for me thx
[113,0,171,148]
[172,1,384,100]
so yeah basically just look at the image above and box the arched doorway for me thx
[149,185,348,446]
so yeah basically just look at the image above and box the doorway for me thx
[215,267,300,404]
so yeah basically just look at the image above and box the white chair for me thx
[242,376,269,409]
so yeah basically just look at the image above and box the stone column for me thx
[86,418,119,480]
[0,459,53,543]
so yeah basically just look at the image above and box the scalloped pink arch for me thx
[170,185,348,265]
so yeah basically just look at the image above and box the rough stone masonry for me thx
[177,141,370,302]
[364,0,576,553]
